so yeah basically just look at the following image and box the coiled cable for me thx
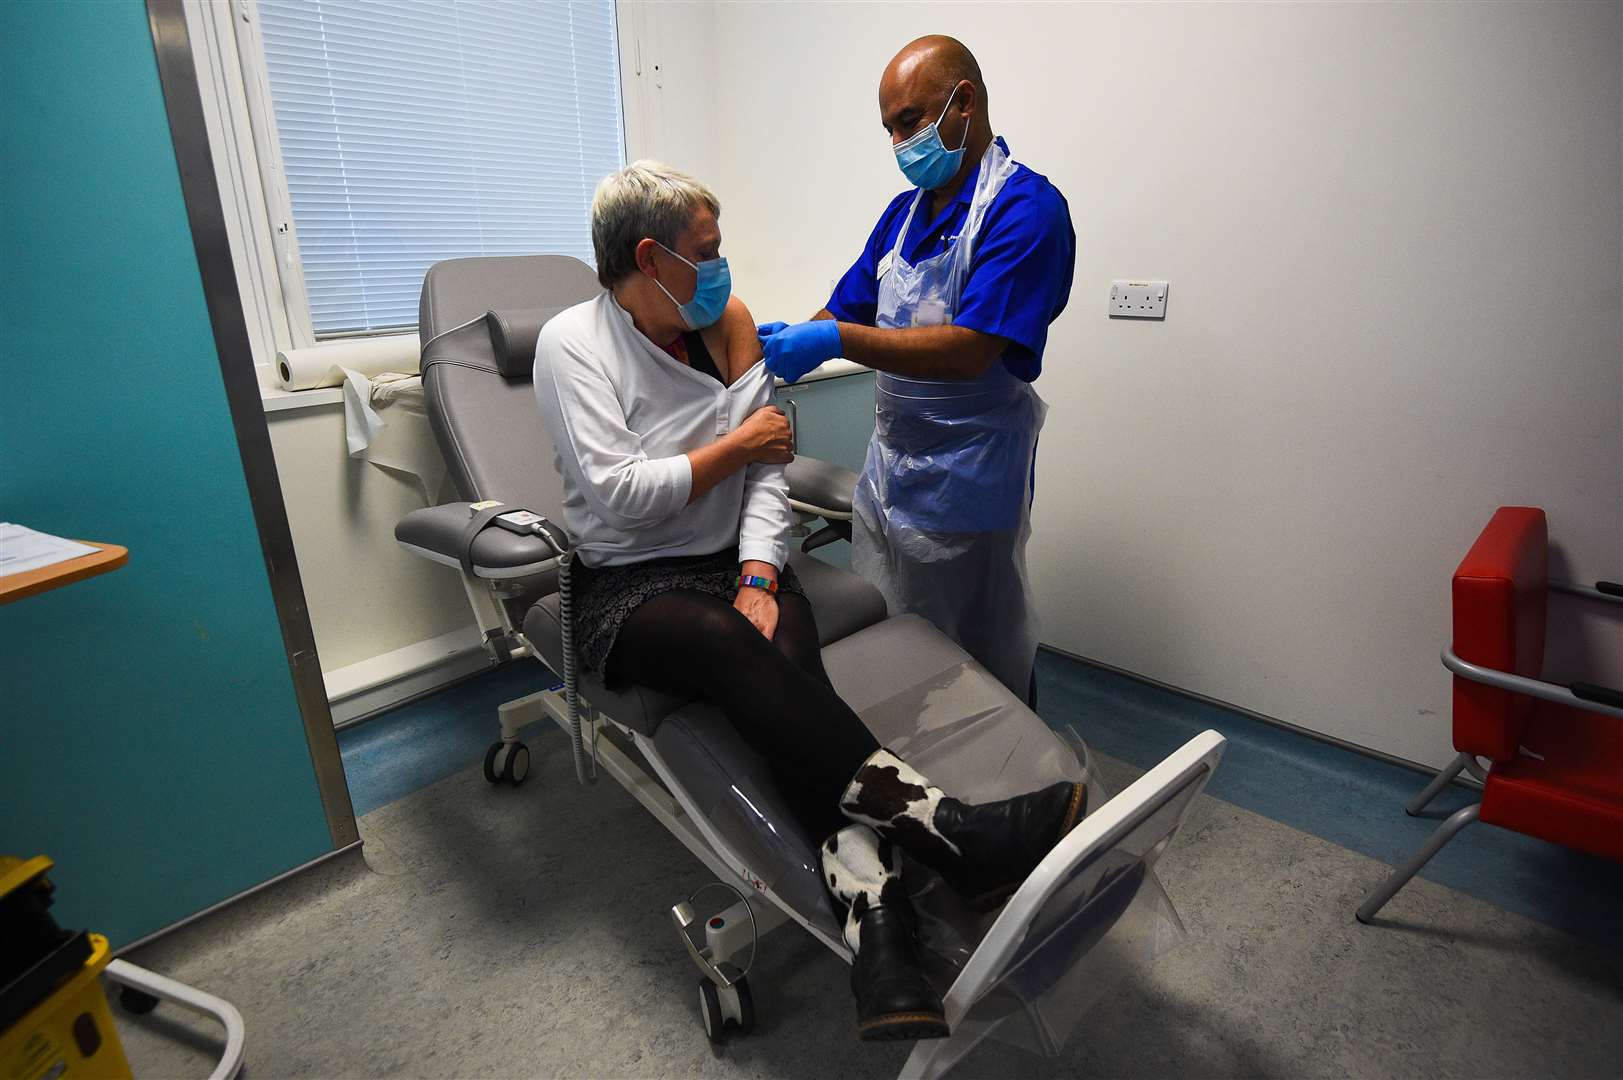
[556,547,597,785]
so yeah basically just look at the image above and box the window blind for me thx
[256,0,623,334]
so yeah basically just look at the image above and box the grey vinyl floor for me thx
[116,748,1623,1079]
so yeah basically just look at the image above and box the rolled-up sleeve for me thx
[733,368,791,568]
[737,461,790,569]
[534,324,693,530]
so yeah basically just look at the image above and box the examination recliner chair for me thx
[395,255,1225,1078]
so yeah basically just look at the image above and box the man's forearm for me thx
[833,321,1007,380]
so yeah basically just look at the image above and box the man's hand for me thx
[733,574,780,640]
[760,320,843,383]
[735,405,794,464]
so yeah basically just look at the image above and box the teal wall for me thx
[0,1,335,945]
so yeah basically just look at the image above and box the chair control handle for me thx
[1571,682,1623,710]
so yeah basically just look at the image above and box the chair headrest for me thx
[485,306,568,377]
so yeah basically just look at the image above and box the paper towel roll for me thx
[276,333,422,391]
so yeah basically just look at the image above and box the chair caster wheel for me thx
[724,976,755,1035]
[697,975,754,1044]
[119,986,160,1015]
[698,978,725,1044]
[502,743,530,785]
[482,741,530,786]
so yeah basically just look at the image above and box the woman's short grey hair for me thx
[591,161,720,288]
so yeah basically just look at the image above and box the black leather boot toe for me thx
[850,907,950,1042]
[821,824,950,1043]
[933,778,1086,909]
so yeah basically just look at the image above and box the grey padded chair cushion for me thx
[486,307,568,378]
[822,614,1083,805]
[420,255,597,339]
[784,456,858,515]
[652,702,842,940]
[783,549,887,644]
[523,551,887,736]
[418,257,600,509]
[395,501,559,577]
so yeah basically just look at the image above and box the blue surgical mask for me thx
[653,243,731,330]
[893,84,968,190]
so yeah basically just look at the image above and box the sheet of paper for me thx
[0,523,99,577]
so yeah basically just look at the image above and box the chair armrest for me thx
[1442,646,1623,721]
[785,456,858,521]
[396,502,566,580]
[1572,683,1623,711]
[1550,579,1623,607]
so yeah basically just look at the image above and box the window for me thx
[254,0,624,335]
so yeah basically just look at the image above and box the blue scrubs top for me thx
[825,137,1075,382]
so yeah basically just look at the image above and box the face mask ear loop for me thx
[937,82,969,152]
[657,240,699,274]
[650,241,696,314]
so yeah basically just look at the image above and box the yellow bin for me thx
[0,857,133,1080]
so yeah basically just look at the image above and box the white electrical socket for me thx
[1109,280,1169,319]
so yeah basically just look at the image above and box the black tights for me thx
[605,589,879,840]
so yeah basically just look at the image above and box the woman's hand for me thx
[734,560,780,640]
[736,405,794,464]
[734,584,779,640]
[684,404,791,504]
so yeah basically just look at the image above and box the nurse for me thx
[760,35,1076,702]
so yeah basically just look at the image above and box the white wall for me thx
[705,1,1622,768]
[265,404,476,668]
[617,1,719,177]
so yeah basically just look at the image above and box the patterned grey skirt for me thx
[569,545,805,681]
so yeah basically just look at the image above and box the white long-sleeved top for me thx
[532,292,791,569]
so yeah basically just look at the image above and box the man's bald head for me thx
[883,35,985,104]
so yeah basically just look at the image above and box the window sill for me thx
[260,355,867,414]
[261,331,421,413]
[262,385,345,413]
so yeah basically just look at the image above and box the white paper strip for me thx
[0,524,99,577]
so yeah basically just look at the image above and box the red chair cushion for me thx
[1480,699,1623,862]
[1452,507,1547,762]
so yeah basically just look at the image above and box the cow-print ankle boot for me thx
[839,749,1088,911]
[820,825,949,1042]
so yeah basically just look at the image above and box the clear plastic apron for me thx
[851,140,1047,698]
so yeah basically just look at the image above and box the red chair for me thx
[1357,506,1623,923]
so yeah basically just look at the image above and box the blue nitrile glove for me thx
[756,321,790,339]
[760,319,842,383]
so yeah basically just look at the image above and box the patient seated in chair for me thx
[532,160,1086,1043]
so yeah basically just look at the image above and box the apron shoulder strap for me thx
[890,188,926,262]
[958,144,1018,265]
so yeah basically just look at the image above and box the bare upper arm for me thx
[695,294,760,384]
[717,294,763,383]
